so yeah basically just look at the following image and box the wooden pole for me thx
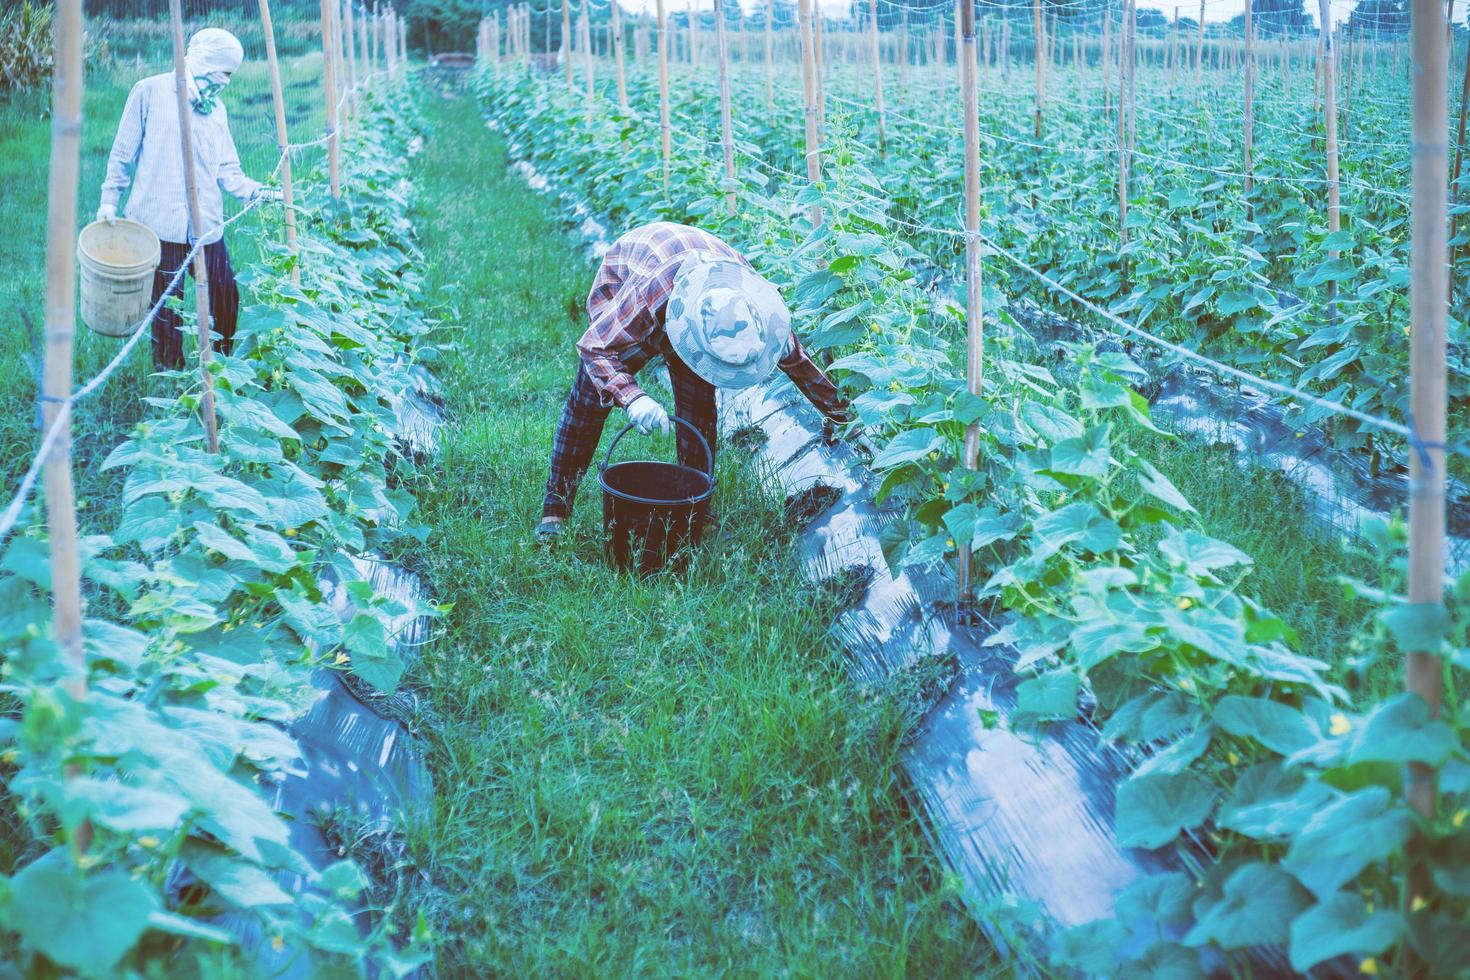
[765,2,774,110]
[357,3,369,89]
[689,0,698,68]
[716,0,736,215]
[320,0,341,197]
[1244,0,1254,211]
[1344,21,1356,141]
[258,0,299,284]
[580,0,593,121]
[958,0,981,610]
[1119,0,1130,249]
[870,0,886,158]
[1195,0,1205,88]
[658,0,671,191]
[798,0,823,229]
[1406,0,1449,827]
[563,0,573,90]
[42,0,88,859]
[1103,10,1112,112]
[342,0,358,128]
[1169,6,1180,88]
[1033,0,1044,140]
[613,0,628,111]
[900,9,909,90]
[1318,0,1340,315]
[169,0,221,454]
[815,6,826,133]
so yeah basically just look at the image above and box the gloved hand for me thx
[96,203,117,225]
[626,394,672,436]
[251,186,284,204]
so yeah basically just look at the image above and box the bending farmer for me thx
[98,28,276,370]
[537,222,851,542]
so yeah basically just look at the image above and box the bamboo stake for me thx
[1033,0,1044,140]
[1103,10,1112,113]
[1169,6,1179,88]
[1195,0,1204,88]
[899,9,909,90]
[42,0,87,858]
[258,0,299,284]
[357,3,369,89]
[1002,16,1010,77]
[1244,0,1254,211]
[658,0,671,190]
[957,0,981,612]
[716,0,736,215]
[1406,0,1449,831]
[870,0,886,158]
[613,0,628,111]
[798,0,822,229]
[563,0,573,89]
[341,0,357,120]
[580,0,593,121]
[170,0,220,452]
[765,2,774,111]
[689,0,698,69]
[815,7,826,133]
[1318,0,1340,315]
[321,0,341,197]
[1119,0,1130,249]
[1344,22,1356,141]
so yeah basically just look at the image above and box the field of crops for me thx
[2,0,1469,976]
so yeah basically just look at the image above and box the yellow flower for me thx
[1411,895,1429,912]
[1227,752,1240,766]
[334,651,350,665]
[946,539,955,549]
[1329,713,1352,736]
[1453,809,1467,829]
[271,936,285,952]
[1360,957,1378,975]
[138,836,159,849]
[869,323,881,333]
[1176,597,1193,610]
[284,528,297,537]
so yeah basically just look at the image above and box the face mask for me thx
[190,72,229,114]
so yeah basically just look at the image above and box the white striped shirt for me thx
[100,72,261,245]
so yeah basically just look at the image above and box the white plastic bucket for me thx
[76,218,161,337]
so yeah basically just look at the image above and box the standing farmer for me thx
[537,222,851,542]
[97,28,275,370]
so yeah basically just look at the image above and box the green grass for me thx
[394,94,996,976]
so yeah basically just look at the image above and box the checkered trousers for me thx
[542,338,717,521]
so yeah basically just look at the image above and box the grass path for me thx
[398,95,992,976]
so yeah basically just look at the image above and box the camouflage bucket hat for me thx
[665,252,792,390]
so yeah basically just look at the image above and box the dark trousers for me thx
[542,345,717,520]
[150,239,239,370]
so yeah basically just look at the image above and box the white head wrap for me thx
[185,28,245,78]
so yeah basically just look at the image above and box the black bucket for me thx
[598,417,715,575]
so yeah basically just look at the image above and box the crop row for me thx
[0,91,433,974]
[482,66,1470,975]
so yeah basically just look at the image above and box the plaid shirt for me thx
[577,222,849,421]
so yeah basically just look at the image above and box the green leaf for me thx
[9,858,158,976]
[1217,763,1336,840]
[114,497,180,549]
[1129,942,1205,979]
[1137,461,1196,513]
[1070,618,1155,670]
[344,613,403,692]
[1288,893,1403,972]
[1020,400,1083,444]
[1048,424,1112,479]
[1381,602,1451,652]
[1031,502,1122,560]
[899,531,950,568]
[1081,375,1132,410]
[67,777,189,834]
[1014,668,1079,724]
[872,427,943,469]
[1184,862,1308,950]
[1116,873,1196,929]
[1349,693,1456,767]
[321,860,368,901]
[1283,787,1413,898]
[1213,696,1320,755]
[1158,530,1251,575]
[1115,772,1217,849]
[181,841,294,908]
[192,522,259,564]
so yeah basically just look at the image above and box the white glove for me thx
[626,395,672,436]
[251,186,283,204]
[96,203,117,225]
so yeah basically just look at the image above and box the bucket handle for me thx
[602,416,715,480]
